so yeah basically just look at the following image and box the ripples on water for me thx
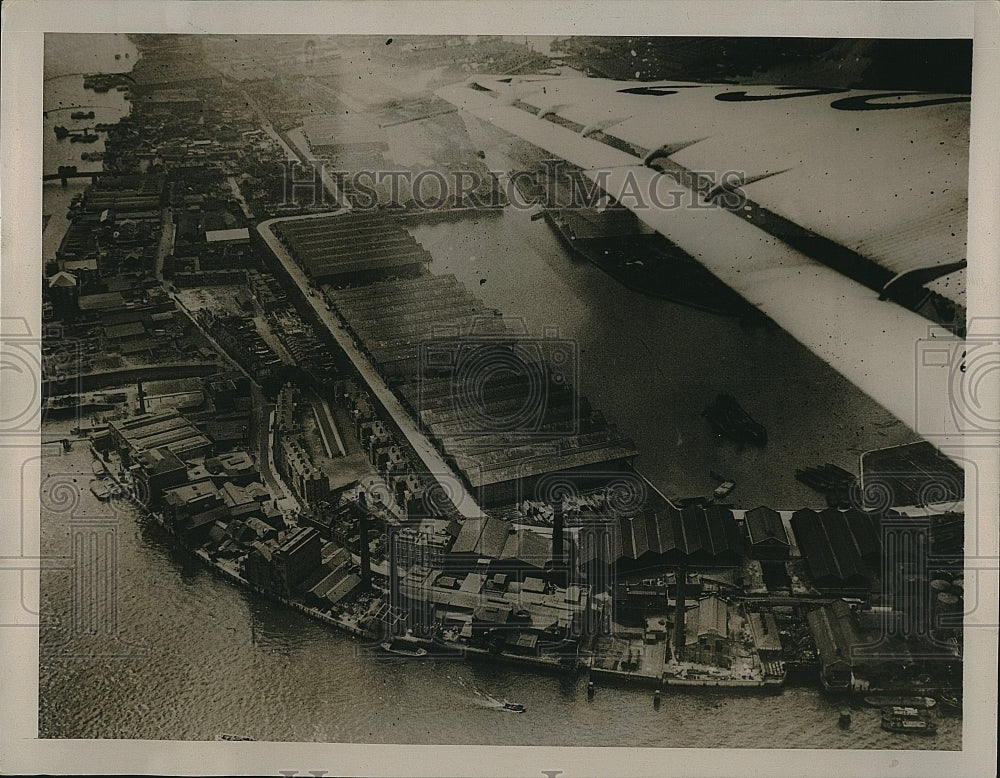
[38,444,959,748]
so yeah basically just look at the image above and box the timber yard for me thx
[37,34,971,744]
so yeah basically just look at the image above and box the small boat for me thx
[71,110,95,120]
[883,706,921,718]
[89,480,111,500]
[881,714,937,735]
[712,480,736,500]
[216,733,255,741]
[501,701,526,713]
[380,636,428,657]
[864,695,936,709]
[838,708,852,728]
[938,692,962,711]
[71,132,99,144]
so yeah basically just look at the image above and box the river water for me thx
[38,34,957,749]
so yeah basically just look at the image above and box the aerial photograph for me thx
[36,32,972,749]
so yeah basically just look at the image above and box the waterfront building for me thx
[243,526,324,598]
[272,212,431,285]
[398,566,591,652]
[807,599,864,692]
[677,595,733,668]
[110,408,213,465]
[393,524,454,571]
[47,271,80,321]
[743,506,791,561]
[790,508,873,593]
[132,445,189,501]
[163,478,223,521]
[275,436,331,505]
[578,503,746,578]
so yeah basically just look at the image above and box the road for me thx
[252,383,300,515]
[239,83,349,209]
[305,387,347,457]
[154,206,174,280]
[167,288,299,514]
[257,215,485,520]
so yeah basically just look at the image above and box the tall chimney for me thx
[673,563,688,661]
[552,499,565,566]
[358,505,372,589]
[136,380,147,415]
[387,525,400,636]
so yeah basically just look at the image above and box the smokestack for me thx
[388,526,400,636]
[136,380,147,415]
[552,499,564,566]
[673,563,688,661]
[358,499,372,589]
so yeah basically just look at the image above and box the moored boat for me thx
[216,733,255,741]
[712,480,736,500]
[380,636,429,657]
[881,713,937,735]
[864,694,936,709]
[89,480,111,500]
[883,706,921,718]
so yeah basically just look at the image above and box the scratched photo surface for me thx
[37,33,973,748]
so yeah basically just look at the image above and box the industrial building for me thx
[790,508,878,592]
[110,408,213,464]
[578,503,748,577]
[272,212,432,284]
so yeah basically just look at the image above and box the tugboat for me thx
[863,694,936,709]
[702,394,767,447]
[883,706,922,718]
[380,634,429,657]
[881,712,937,735]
